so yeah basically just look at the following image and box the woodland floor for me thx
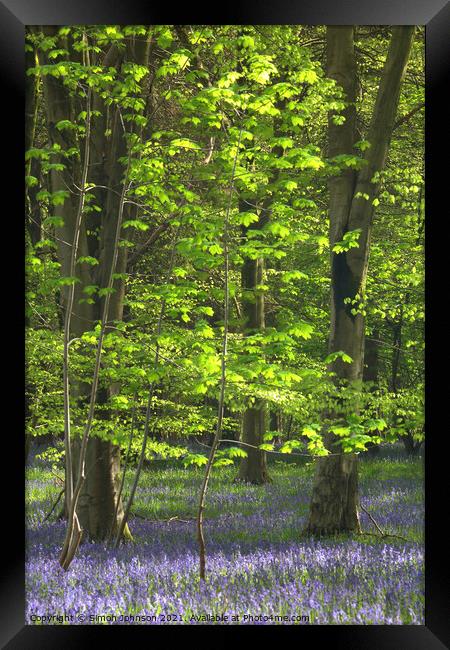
[26,447,424,625]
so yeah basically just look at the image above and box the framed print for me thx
[1,0,449,647]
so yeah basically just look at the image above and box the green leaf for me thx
[122,220,149,231]
[77,256,99,266]
[182,453,208,468]
[58,276,81,286]
[281,270,308,283]
[288,322,314,339]
[83,285,98,296]
[43,216,65,228]
[98,287,116,297]
[329,425,350,436]
[237,212,259,227]
[332,229,362,254]
[55,119,76,131]
[208,243,223,256]
[325,351,353,364]
[259,443,274,451]
[197,306,214,317]
[51,190,70,206]
[224,447,248,459]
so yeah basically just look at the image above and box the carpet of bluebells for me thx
[26,447,424,625]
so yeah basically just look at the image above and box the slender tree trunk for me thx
[237,200,270,483]
[25,42,40,463]
[363,333,380,455]
[25,44,42,246]
[235,116,285,484]
[389,312,419,456]
[403,434,422,456]
[306,26,415,535]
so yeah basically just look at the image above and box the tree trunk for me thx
[389,312,421,456]
[403,434,423,456]
[237,199,270,483]
[305,26,415,535]
[71,436,127,540]
[234,107,285,484]
[35,26,150,541]
[238,403,271,484]
[305,26,360,535]
[307,436,360,534]
[25,43,42,246]
[363,333,381,455]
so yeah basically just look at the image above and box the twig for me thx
[359,504,410,542]
[131,512,193,523]
[51,469,65,486]
[392,101,424,131]
[43,488,65,522]
[359,503,384,536]
[194,436,355,458]
[357,530,410,542]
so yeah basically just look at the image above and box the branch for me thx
[102,44,120,68]
[393,102,424,131]
[202,137,215,165]
[126,221,170,270]
[360,503,384,536]
[359,504,410,542]
[43,488,65,522]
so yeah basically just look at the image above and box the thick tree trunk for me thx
[25,42,41,465]
[237,253,270,482]
[71,436,127,540]
[35,26,151,541]
[307,437,360,534]
[305,27,361,536]
[305,26,415,535]
[363,334,379,384]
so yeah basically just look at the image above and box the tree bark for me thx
[71,436,127,540]
[238,404,271,484]
[305,26,415,535]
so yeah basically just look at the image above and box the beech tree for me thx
[305,25,416,535]
[28,25,155,545]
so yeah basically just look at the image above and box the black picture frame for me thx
[3,1,448,647]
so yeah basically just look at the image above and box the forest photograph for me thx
[25,24,424,625]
